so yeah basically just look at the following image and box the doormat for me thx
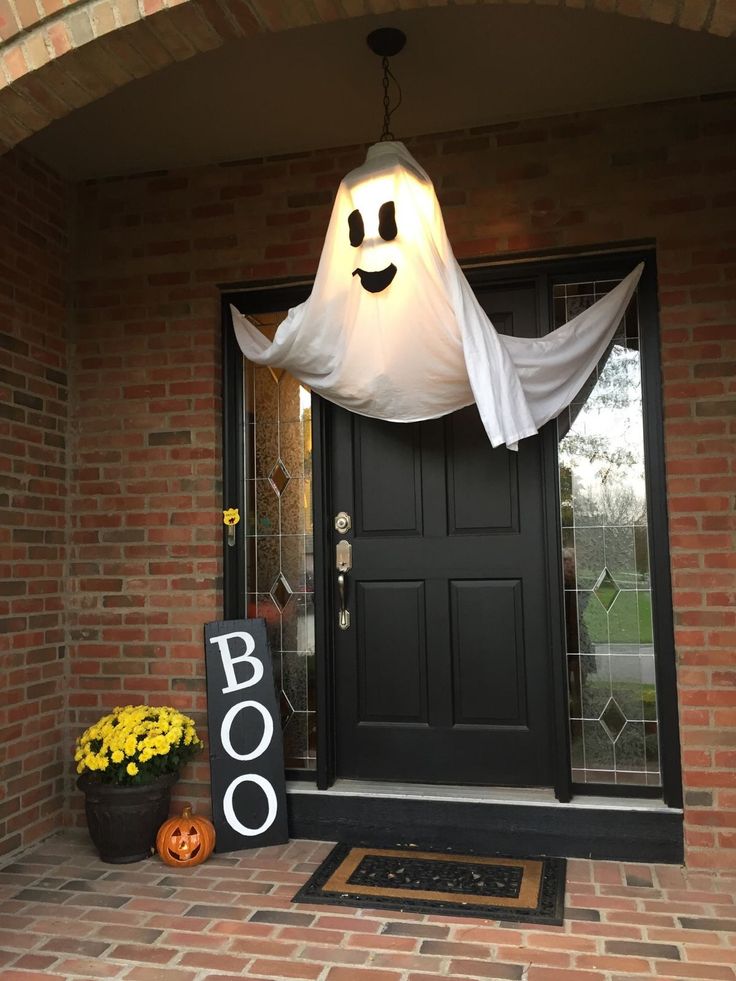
[293,844,566,924]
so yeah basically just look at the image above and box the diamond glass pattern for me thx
[269,459,291,496]
[593,567,620,611]
[280,689,294,728]
[600,697,627,742]
[270,572,292,611]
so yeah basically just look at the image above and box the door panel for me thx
[447,408,519,533]
[450,579,525,726]
[356,418,422,535]
[330,282,556,787]
[358,581,427,723]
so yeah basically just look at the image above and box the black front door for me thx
[328,282,558,787]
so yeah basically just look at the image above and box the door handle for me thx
[337,572,350,630]
[336,539,352,630]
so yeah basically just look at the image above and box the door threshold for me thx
[285,778,683,862]
[287,778,675,812]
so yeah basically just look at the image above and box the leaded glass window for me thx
[556,279,661,788]
[243,310,316,770]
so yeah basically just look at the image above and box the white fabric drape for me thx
[232,141,642,449]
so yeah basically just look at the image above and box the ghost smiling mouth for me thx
[352,264,397,294]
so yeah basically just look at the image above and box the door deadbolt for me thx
[334,511,352,533]
[336,539,352,573]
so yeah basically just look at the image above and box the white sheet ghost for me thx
[231,141,642,449]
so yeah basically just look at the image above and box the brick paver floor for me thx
[0,832,735,980]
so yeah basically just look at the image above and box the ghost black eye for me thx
[348,209,364,247]
[378,201,397,241]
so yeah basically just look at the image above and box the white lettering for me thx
[223,774,278,838]
[209,631,264,693]
[220,700,273,762]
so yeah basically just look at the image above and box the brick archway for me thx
[0,0,734,153]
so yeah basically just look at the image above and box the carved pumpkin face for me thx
[156,804,215,868]
[167,823,201,862]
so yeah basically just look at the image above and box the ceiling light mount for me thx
[366,27,406,59]
[366,28,406,142]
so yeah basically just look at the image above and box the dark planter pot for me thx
[77,772,179,863]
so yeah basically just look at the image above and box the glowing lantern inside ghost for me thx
[231,141,643,451]
[156,804,215,868]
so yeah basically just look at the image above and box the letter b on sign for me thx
[204,619,288,852]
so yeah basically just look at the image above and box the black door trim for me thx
[638,257,683,809]
[221,243,682,809]
[311,395,334,790]
[221,290,246,620]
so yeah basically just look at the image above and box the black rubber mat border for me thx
[293,842,566,925]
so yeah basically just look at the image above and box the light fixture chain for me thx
[381,55,392,141]
[379,55,401,143]
[367,27,405,142]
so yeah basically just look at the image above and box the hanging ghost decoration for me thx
[231,141,642,449]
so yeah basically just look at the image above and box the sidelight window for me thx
[555,279,661,788]
[242,311,316,771]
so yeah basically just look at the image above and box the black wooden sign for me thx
[204,619,289,852]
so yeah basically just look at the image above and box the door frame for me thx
[221,242,683,810]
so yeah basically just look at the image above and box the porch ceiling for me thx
[23,4,736,180]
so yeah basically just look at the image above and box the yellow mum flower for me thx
[76,705,202,782]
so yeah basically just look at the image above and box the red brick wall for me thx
[0,148,70,856]
[69,176,224,817]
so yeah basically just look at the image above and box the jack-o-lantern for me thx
[156,803,215,868]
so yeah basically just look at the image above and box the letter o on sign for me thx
[222,774,278,838]
[220,700,273,762]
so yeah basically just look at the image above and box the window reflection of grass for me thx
[584,590,652,646]
[579,677,657,721]
[593,575,618,610]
